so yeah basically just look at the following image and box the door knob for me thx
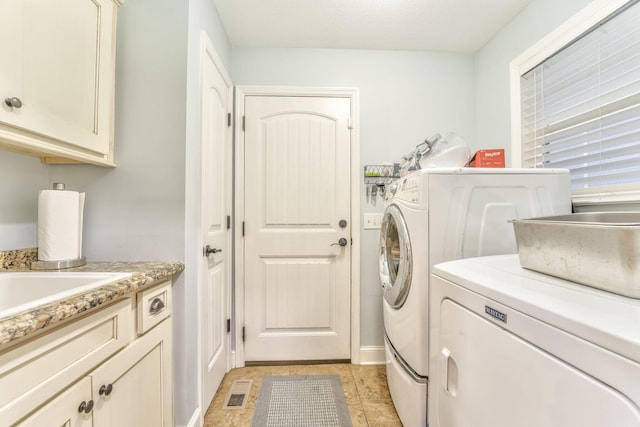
[204,245,221,256]
[339,219,348,228]
[331,238,348,247]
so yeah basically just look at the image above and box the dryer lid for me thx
[380,204,412,308]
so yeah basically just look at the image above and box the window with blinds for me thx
[520,0,640,191]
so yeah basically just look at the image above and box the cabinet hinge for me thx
[226,318,231,333]
[242,221,245,236]
[242,116,246,132]
[227,112,231,127]
[227,215,231,230]
[242,326,246,342]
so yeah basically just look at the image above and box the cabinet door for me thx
[91,320,173,427]
[0,2,22,105]
[0,0,117,161]
[18,377,93,427]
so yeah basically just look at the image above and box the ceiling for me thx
[212,0,534,53]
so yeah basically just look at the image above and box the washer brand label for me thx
[485,305,507,323]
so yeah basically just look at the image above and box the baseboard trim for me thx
[179,407,202,427]
[359,346,386,365]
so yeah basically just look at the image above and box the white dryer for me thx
[430,255,640,427]
[379,168,571,427]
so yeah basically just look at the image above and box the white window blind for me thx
[520,0,640,191]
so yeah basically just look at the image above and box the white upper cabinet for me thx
[0,0,123,166]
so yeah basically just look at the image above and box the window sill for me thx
[572,184,640,209]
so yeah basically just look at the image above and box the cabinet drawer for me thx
[137,281,172,334]
[0,299,133,425]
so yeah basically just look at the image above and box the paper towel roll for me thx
[37,189,85,261]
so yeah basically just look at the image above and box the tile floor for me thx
[203,363,403,426]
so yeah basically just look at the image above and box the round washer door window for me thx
[379,204,412,308]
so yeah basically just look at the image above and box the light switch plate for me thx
[364,213,383,229]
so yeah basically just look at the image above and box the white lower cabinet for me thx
[91,317,172,427]
[2,280,173,427]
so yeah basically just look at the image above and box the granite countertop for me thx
[0,248,184,348]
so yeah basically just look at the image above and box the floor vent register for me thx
[223,379,253,410]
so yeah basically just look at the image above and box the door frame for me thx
[234,86,361,366]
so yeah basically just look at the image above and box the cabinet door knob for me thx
[4,97,22,108]
[149,297,165,314]
[78,399,94,413]
[99,384,114,396]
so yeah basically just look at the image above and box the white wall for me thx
[232,48,476,347]
[48,0,233,424]
[50,1,188,263]
[0,151,47,250]
[49,0,194,423]
[474,0,594,161]
[48,0,232,424]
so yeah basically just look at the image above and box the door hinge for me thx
[226,318,231,333]
[242,221,245,236]
[242,326,246,342]
[348,118,353,130]
[227,215,231,230]
[242,115,245,131]
[227,112,231,127]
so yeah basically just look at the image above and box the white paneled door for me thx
[200,35,232,411]
[243,95,352,361]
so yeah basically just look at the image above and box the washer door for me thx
[380,204,412,308]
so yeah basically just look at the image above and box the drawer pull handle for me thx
[150,297,165,314]
[78,400,94,413]
[99,384,114,396]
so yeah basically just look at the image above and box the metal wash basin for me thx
[0,271,131,319]
[511,212,640,298]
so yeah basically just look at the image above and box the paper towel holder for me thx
[31,257,87,270]
[32,182,87,270]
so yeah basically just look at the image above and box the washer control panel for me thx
[394,174,421,203]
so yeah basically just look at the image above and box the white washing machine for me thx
[379,168,571,427]
[429,255,640,427]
